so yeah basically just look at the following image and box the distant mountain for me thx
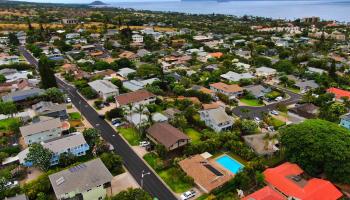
[89,1,107,5]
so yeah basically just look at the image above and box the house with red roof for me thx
[327,87,350,100]
[243,162,342,200]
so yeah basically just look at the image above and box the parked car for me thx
[270,110,279,115]
[66,97,71,103]
[254,117,261,122]
[5,180,18,188]
[139,141,150,147]
[180,189,196,200]
[112,118,125,127]
[103,102,110,106]
[275,96,283,101]
[267,126,275,132]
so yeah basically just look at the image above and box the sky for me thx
[15,0,177,3]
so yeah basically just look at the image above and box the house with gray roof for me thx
[49,158,113,200]
[220,71,254,82]
[122,78,159,92]
[117,68,136,78]
[294,80,319,93]
[243,85,271,99]
[5,194,28,200]
[20,117,62,145]
[2,88,45,102]
[199,107,233,132]
[18,132,89,166]
[32,101,68,120]
[255,67,277,78]
[88,80,119,100]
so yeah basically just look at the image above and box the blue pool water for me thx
[215,155,244,174]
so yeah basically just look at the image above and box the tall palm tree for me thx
[135,104,145,135]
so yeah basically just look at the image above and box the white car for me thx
[254,117,261,122]
[139,141,150,147]
[5,180,18,188]
[275,96,283,101]
[66,97,72,103]
[270,110,279,115]
[180,189,196,200]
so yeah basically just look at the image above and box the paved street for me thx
[19,46,38,68]
[232,87,302,119]
[20,47,177,200]
[56,78,177,200]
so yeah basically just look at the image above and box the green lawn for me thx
[143,153,193,193]
[287,86,301,94]
[158,167,193,193]
[240,98,264,106]
[118,127,141,146]
[0,118,20,132]
[265,91,282,100]
[184,128,201,144]
[69,112,82,120]
[269,117,286,128]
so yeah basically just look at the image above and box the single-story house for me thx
[117,68,136,78]
[327,87,350,101]
[244,162,342,200]
[243,85,271,99]
[220,71,254,82]
[32,101,68,120]
[209,82,243,98]
[294,80,319,93]
[255,66,277,78]
[2,88,45,102]
[288,103,319,119]
[146,122,190,151]
[339,113,350,130]
[179,153,233,193]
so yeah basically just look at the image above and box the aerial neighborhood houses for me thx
[1,4,350,199]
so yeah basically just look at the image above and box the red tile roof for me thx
[327,87,350,99]
[115,90,155,106]
[263,162,342,200]
[242,186,285,200]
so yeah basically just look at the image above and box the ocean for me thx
[105,0,350,22]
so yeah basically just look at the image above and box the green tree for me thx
[280,119,350,183]
[58,152,77,167]
[108,188,152,200]
[25,143,53,171]
[0,74,6,83]
[319,102,347,122]
[43,87,65,103]
[83,128,100,148]
[8,32,19,46]
[38,56,57,89]
[100,152,123,175]
[0,101,17,116]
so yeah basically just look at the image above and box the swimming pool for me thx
[215,155,244,174]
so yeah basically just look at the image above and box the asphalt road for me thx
[19,46,38,68]
[232,87,302,119]
[19,47,177,200]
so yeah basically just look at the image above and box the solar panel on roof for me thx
[204,164,223,176]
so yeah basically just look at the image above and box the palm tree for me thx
[135,104,145,135]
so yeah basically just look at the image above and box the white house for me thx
[220,71,254,82]
[88,80,119,100]
[199,107,233,132]
[255,66,277,77]
[132,34,143,43]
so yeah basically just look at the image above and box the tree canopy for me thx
[280,119,350,183]
[25,143,53,171]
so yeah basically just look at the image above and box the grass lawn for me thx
[0,118,20,132]
[184,128,201,144]
[143,153,193,193]
[265,91,282,100]
[287,86,301,94]
[69,112,82,120]
[117,127,141,146]
[269,117,286,128]
[240,98,264,106]
[158,167,193,193]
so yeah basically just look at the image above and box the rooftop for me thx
[20,118,61,137]
[115,90,155,106]
[49,158,113,197]
[88,79,118,94]
[210,82,243,93]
